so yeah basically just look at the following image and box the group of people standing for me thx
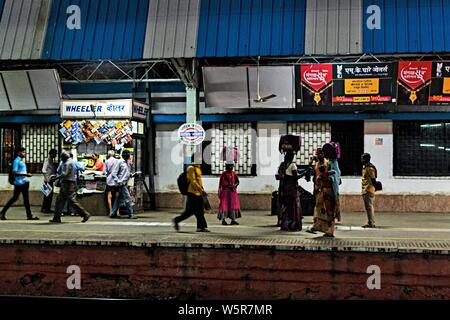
[276,138,380,237]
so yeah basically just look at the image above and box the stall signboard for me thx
[397,61,432,105]
[429,61,450,105]
[300,64,333,107]
[61,100,133,118]
[332,62,394,106]
[132,101,150,120]
[178,123,205,146]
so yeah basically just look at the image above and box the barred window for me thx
[203,122,256,176]
[21,124,60,173]
[394,121,450,176]
[0,127,20,173]
[288,121,363,176]
[288,122,331,164]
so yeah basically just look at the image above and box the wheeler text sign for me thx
[61,100,133,118]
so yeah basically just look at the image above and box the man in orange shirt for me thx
[361,153,378,228]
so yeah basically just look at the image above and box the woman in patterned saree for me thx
[307,147,337,237]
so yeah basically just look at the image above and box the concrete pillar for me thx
[184,87,201,165]
[364,120,393,181]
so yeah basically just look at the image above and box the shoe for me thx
[173,219,180,231]
[324,234,335,238]
[1,215,6,221]
[196,228,210,232]
[27,216,40,220]
[128,215,137,219]
[81,214,90,223]
[109,214,117,219]
[306,229,317,234]
[49,219,61,223]
[230,220,239,225]
[362,224,376,228]
[222,220,228,225]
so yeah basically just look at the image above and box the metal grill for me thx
[288,122,331,165]
[21,125,59,173]
[394,121,450,176]
[210,123,254,175]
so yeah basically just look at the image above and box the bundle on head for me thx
[278,135,301,154]
[322,141,341,160]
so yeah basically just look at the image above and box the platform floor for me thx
[1,207,450,253]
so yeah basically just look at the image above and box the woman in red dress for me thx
[218,163,241,225]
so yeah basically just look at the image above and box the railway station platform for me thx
[1,207,450,299]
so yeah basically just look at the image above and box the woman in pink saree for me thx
[218,164,241,225]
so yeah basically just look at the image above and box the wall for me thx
[1,243,450,299]
[153,120,450,197]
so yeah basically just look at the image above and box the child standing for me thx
[218,163,241,225]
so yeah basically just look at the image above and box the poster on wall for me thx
[332,62,394,106]
[397,61,432,105]
[429,61,450,106]
[300,64,333,107]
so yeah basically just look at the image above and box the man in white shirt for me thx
[41,149,58,213]
[104,150,119,215]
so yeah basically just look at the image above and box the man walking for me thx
[109,150,136,219]
[173,162,209,232]
[361,153,378,228]
[1,147,39,220]
[41,149,58,213]
[49,151,90,223]
[104,150,119,215]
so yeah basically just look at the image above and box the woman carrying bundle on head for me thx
[275,135,306,232]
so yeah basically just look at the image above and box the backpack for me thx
[8,163,15,185]
[177,171,189,195]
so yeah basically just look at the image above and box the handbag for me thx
[374,181,383,191]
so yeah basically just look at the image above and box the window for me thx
[0,127,20,173]
[202,122,257,176]
[394,121,450,176]
[288,121,364,176]
[22,124,60,173]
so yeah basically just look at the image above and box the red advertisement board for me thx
[397,61,432,105]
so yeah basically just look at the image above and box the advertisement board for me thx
[300,64,333,107]
[397,61,432,105]
[429,62,450,105]
[332,63,394,106]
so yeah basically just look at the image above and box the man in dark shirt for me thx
[50,151,90,223]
